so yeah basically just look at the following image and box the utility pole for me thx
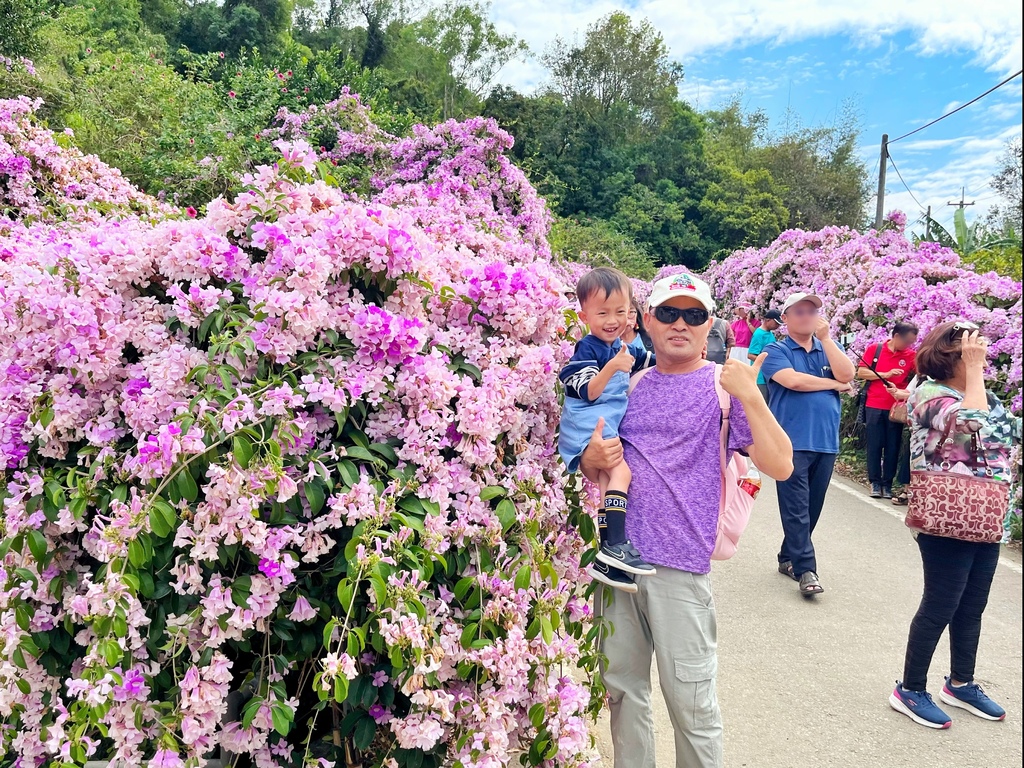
[874,134,888,229]
[925,205,931,240]
[947,187,975,211]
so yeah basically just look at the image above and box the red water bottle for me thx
[739,468,762,499]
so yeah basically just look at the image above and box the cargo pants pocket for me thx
[674,656,719,730]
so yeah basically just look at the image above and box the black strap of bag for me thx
[856,343,884,424]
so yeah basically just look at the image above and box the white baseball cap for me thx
[648,272,716,312]
[781,291,823,314]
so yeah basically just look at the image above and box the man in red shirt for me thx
[856,322,919,498]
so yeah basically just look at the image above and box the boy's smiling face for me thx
[579,288,631,344]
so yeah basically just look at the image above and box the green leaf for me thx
[242,695,264,728]
[15,604,32,632]
[322,618,337,649]
[198,311,220,343]
[454,576,474,602]
[232,435,254,468]
[496,498,517,532]
[369,573,387,606]
[389,644,404,672]
[127,539,148,568]
[15,677,31,695]
[304,482,325,515]
[514,565,532,592]
[460,622,478,649]
[529,702,546,729]
[577,510,596,543]
[138,571,156,598]
[27,529,48,563]
[333,676,349,703]
[231,574,252,607]
[368,442,399,463]
[540,616,554,644]
[397,496,424,516]
[338,460,359,487]
[176,470,198,503]
[346,446,378,463]
[101,638,122,666]
[480,485,506,500]
[271,703,291,736]
[111,484,128,505]
[148,503,173,538]
[353,716,376,750]
[336,579,354,609]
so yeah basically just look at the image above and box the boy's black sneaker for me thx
[588,560,638,593]
[597,541,657,576]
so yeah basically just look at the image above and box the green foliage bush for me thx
[549,216,658,279]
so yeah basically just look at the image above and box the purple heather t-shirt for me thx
[620,364,753,575]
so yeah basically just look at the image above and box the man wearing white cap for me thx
[581,272,794,767]
[759,292,857,597]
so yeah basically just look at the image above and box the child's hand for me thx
[609,344,635,374]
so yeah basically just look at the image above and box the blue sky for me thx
[490,1,1023,232]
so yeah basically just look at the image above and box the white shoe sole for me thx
[586,565,638,593]
[889,693,951,729]
[596,549,657,576]
[939,688,1006,721]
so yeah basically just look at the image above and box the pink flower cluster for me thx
[0,97,171,227]
[1,95,598,767]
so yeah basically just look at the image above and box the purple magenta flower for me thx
[258,558,284,579]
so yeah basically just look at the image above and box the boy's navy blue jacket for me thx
[559,335,655,402]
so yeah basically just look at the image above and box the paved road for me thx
[594,475,1023,768]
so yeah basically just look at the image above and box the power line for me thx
[885,150,926,213]
[889,69,1023,144]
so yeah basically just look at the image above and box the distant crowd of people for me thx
[558,267,1019,766]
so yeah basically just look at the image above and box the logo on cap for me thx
[670,274,697,291]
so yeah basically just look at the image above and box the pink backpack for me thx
[628,364,755,561]
[711,365,755,561]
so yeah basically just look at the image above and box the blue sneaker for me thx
[597,541,657,576]
[889,683,952,729]
[940,678,1006,721]
[587,560,638,593]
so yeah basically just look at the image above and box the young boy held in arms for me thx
[559,267,657,592]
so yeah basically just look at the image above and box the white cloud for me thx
[676,76,779,109]
[491,0,1023,91]
[877,124,1022,226]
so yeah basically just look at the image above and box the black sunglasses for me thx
[653,305,710,326]
[949,321,980,339]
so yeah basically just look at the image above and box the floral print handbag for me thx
[906,419,1009,543]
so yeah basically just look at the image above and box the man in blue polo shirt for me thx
[760,292,856,597]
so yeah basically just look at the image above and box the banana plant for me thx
[917,207,1020,256]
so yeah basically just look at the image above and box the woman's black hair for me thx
[632,298,654,350]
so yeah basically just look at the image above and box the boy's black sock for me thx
[603,491,628,545]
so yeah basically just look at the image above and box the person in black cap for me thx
[747,308,783,401]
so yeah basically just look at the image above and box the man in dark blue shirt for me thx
[760,292,857,597]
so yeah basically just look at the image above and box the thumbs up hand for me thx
[580,417,624,480]
[610,344,635,374]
